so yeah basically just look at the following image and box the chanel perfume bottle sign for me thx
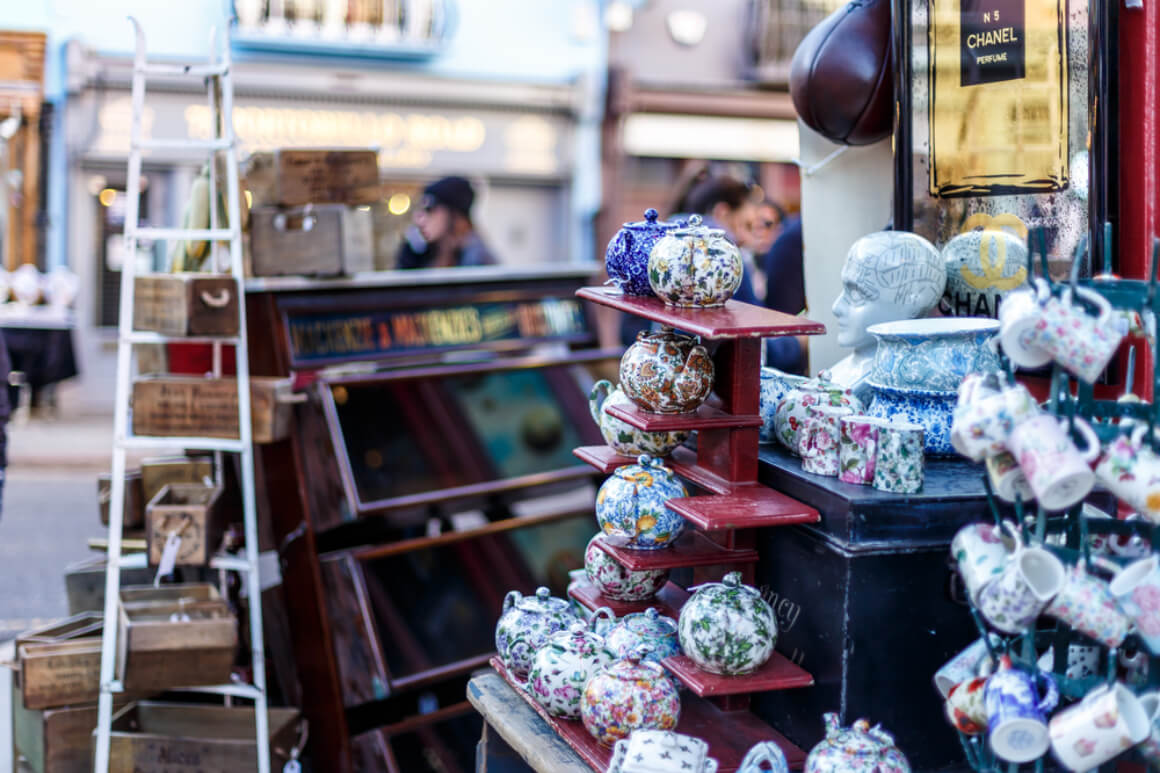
[960,0,1026,86]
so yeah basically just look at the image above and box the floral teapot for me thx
[526,622,615,719]
[596,455,688,550]
[585,534,669,601]
[589,380,689,457]
[495,587,596,677]
[581,645,681,747]
[774,377,863,455]
[620,328,714,415]
[605,208,678,296]
[804,713,910,773]
[647,214,743,307]
[678,571,777,675]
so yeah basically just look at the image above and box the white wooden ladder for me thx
[92,18,270,773]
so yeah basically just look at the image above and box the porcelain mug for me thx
[945,676,989,735]
[998,282,1054,369]
[872,420,924,494]
[1048,682,1149,771]
[1043,563,1132,648]
[977,525,1066,634]
[1006,414,1100,511]
[1024,283,1125,384]
[1134,690,1160,767]
[1094,425,1160,523]
[984,655,1059,763]
[985,451,1035,504]
[1108,554,1160,655]
[951,378,1040,462]
[951,522,1014,604]
[838,415,882,485]
[799,405,852,476]
[933,634,1002,698]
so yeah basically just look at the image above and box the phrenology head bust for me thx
[831,231,946,351]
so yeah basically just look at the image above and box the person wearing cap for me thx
[396,176,498,269]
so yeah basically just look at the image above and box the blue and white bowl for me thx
[867,318,1000,393]
[866,383,956,456]
[759,367,808,444]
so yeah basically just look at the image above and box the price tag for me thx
[156,532,182,580]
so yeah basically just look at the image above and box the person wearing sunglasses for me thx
[396,176,498,269]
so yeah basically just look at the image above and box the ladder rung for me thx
[170,683,264,700]
[111,553,148,570]
[130,226,235,241]
[104,681,125,694]
[210,555,253,573]
[120,435,245,452]
[134,137,233,151]
[137,62,228,77]
[123,331,240,345]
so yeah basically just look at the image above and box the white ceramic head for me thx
[831,231,946,354]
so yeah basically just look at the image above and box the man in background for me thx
[396,176,498,269]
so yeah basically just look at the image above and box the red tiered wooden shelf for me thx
[562,288,827,771]
[593,530,758,571]
[663,654,815,697]
[490,657,808,773]
[569,580,689,619]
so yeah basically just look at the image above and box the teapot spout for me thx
[589,379,613,426]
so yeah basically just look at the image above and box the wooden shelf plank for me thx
[572,445,733,496]
[569,580,689,619]
[593,530,758,571]
[576,287,826,340]
[490,657,808,772]
[666,487,819,531]
[662,653,814,697]
[605,402,761,432]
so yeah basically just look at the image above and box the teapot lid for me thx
[691,571,760,600]
[606,644,669,683]
[817,713,898,758]
[514,586,571,615]
[548,621,606,655]
[620,208,675,234]
[667,213,729,240]
[613,454,673,479]
[620,607,678,637]
[634,327,699,347]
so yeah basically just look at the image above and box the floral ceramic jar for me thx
[604,608,681,669]
[620,328,714,415]
[760,367,808,444]
[608,730,718,773]
[605,208,677,296]
[495,587,581,677]
[804,714,910,773]
[596,456,688,550]
[589,380,690,457]
[581,646,681,747]
[678,572,776,675]
[774,378,863,455]
[647,214,744,307]
[584,534,669,601]
[526,622,615,719]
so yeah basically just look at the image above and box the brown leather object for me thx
[789,0,894,146]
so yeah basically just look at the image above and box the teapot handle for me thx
[738,742,789,773]
[589,380,613,426]
[502,637,533,686]
[502,590,521,614]
[589,606,616,632]
[1035,671,1060,714]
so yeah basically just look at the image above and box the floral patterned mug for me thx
[839,415,884,485]
[872,420,924,494]
[1048,682,1149,771]
[1006,414,1099,511]
[1108,554,1160,655]
[799,405,854,476]
[1094,425,1160,523]
[1022,281,1126,385]
[1043,562,1132,649]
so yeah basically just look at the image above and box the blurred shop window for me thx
[95,178,166,328]
[750,0,847,84]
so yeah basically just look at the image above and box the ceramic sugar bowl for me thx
[526,622,616,719]
[589,380,690,457]
[495,587,582,677]
[581,646,681,747]
[607,730,718,773]
[620,328,714,414]
[678,572,776,675]
[804,713,911,773]
[606,208,677,297]
[648,214,744,307]
[585,534,670,601]
[775,378,864,455]
[595,456,688,550]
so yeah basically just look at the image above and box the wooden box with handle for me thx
[132,273,239,336]
[144,483,227,567]
[130,376,300,443]
[249,204,374,277]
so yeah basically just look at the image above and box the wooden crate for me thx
[16,614,103,711]
[145,484,227,567]
[244,148,380,207]
[97,470,145,528]
[13,693,96,773]
[63,557,153,615]
[106,701,300,773]
[249,204,374,277]
[139,456,214,503]
[116,584,237,691]
[130,376,296,443]
[132,274,239,337]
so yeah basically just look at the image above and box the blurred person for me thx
[396,176,498,269]
[751,199,787,257]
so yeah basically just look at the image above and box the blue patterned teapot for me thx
[495,587,581,677]
[605,208,677,296]
[595,455,688,550]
